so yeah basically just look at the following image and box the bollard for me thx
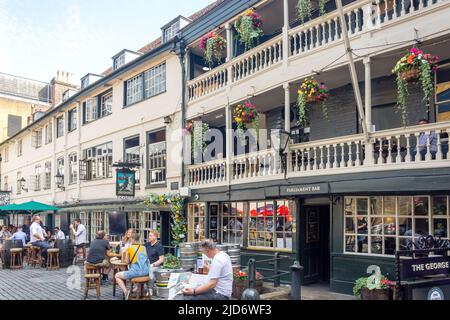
[290,260,303,300]
[242,288,260,300]
[248,258,256,289]
[274,252,280,288]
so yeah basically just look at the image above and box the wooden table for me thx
[111,260,129,297]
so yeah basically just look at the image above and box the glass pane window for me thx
[188,203,206,242]
[100,91,113,118]
[222,202,244,246]
[144,63,166,99]
[147,130,166,185]
[126,74,143,106]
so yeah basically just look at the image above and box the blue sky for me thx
[0,0,213,83]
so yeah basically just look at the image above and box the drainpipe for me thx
[335,0,369,142]
[175,36,187,188]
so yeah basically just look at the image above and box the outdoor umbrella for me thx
[13,201,59,214]
[0,204,20,213]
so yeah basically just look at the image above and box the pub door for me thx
[299,205,331,285]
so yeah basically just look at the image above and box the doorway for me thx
[299,205,331,285]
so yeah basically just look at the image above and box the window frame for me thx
[68,108,78,132]
[146,129,167,186]
[69,153,78,185]
[56,116,64,138]
[435,62,450,122]
[16,140,22,157]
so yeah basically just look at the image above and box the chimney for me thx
[50,70,79,107]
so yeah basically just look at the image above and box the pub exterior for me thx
[0,0,449,297]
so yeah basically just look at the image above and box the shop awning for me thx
[0,201,59,214]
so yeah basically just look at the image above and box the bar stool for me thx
[129,276,152,300]
[24,244,33,265]
[84,263,101,300]
[47,248,60,270]
[10,248,23,270]
[30,246,43,268]
[0,249,5,270]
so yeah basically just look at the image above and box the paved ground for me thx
[0,265,122,301]
[0,266,354,301]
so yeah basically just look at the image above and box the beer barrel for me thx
[216,244,229,253]
[227,244,241,269]
[2,240,23,269]
[54,239,74,268]
[179,242,198,271]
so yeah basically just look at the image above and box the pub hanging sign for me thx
[116,168,137,197]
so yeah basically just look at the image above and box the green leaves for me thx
[395,75,409,127]
[297,0,312,24]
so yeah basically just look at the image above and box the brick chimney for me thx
[50,70,79,107]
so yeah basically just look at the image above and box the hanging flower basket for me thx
[297,77,329,126]
[234,8,264,50]
[399,67,421,83]
[184,120,210,160]
[233,101,260,142]
[199,31,227,67]
[297,0,328,24]
[392,47,439,126]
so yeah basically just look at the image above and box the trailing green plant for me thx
[145,193,186,246]
[297,0,327,24]
[353,274,395,300]
[234,8,264,50]
[233,100,260,143]
[199,31,227,67]
[184,120,210,161]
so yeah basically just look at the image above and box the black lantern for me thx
[270,129,291,178]
[17,177,28,192]
[55,173,65,191]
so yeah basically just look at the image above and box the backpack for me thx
[129,245,150,275]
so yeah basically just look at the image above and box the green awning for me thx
[0,201,59,214]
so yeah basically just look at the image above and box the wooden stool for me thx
[47,248,60,270]
[129,276,151,300]
[0,250,5,270]
[24,244,33,265]
[84,264,101,300]
[30,246,43,268]
[10,248,23,270]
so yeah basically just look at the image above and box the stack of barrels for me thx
[227,244,241,269]
[179,242,198,271]
[155,269,175,299]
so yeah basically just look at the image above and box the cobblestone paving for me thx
[0,265,122,301]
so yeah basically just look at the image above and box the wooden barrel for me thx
[54,239,74,268]
[2,240,23,269]
[179,242,198,271]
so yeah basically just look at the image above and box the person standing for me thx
[177,240,233,300]
[30,215,50,265]
[70,219,87,260]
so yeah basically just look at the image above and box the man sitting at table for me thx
[30,215,50,266]
[53,227,65,240]
[9,227,27,246]
[86,231,120,284]
[176,239,233,300]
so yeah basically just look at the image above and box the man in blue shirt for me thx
[9,227,27,246]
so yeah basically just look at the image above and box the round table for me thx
[111,260,129,297]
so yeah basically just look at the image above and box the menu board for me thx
[306,208,320,243]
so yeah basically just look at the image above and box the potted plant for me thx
[234,8,264,50]
[233,101,260,140]
[297,0,327,24]
[353,274,395,300]
[392,47,439,126]
[199,31,227,67]
[297,77,329,126]
[232,269,264,299]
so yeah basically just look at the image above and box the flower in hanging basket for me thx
[297,0,327,25]
[233,101,260,139]
[234,8,264,50]
[199,31,227,67]
[297,77,329,126]
[183,121,195,135]
[392,47,439,126]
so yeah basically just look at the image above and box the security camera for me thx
[194,194,200,201]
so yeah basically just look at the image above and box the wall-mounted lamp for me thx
[17,177,28,192]
[164,116,173,125]
[54,173,65,191]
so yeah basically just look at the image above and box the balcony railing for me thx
[187,121,450,188]
[187,0,443,102]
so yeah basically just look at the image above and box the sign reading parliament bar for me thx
[281,183,328,196]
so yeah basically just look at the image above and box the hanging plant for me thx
[184,120,210,160]
[392,47,439,126]
[297,77,329,126]
[199,31,227,67]
[233,101,260,143]
[297,0,327,25]
[234,8,264,50]
[145,193,186,246]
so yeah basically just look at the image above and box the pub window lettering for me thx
[344,196,450,256]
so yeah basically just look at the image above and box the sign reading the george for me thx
[402,256,450,278]
[281,183,328,196]
[116,169,136,197]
